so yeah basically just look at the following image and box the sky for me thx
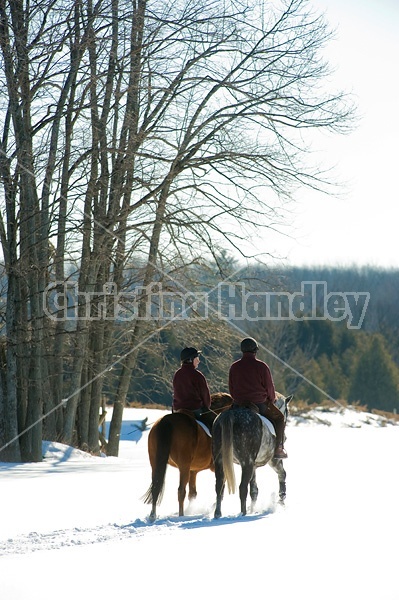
[262,0,399,269]
[0,406,398,600]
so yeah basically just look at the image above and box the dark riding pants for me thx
[258,402,285,448]
[193,408,215,431]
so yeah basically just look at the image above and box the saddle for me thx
[174,409,212,437]
[230,403,275,435]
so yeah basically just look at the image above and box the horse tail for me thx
[141,416,173,507]
[221,413,236,494]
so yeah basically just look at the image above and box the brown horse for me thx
[142,392,232,521]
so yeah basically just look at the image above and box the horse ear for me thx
[285,395,293,403]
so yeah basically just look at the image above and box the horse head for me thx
[275,393,293,422]
[210,392,233,413]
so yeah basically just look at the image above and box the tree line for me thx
[0,0,353,461]
[112,264,399,415]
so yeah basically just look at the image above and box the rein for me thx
[203,405,231,418]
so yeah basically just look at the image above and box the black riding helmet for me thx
[240,337,258,353]
[180,347,202,362]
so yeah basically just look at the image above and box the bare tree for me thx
[0,0,353,460]
[106,0,354,453]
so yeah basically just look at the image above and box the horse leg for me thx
[249,470,258,513]
[148,465,161,523]
[270,458,286,503]
[149,500,157,522]
[148,464,164,522]
[188,470,198,502]
[178,466,190,516]
[149,504,156,522]
[214,459,225,519]
[239,462,254,516]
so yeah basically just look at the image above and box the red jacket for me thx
[229,352,275,405]
[172,363,211,411]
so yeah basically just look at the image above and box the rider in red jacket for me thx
[229,338,288,459]
[172,347,213,429]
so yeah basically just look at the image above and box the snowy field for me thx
[0,405,398,600]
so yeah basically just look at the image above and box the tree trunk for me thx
[107,178,171,455]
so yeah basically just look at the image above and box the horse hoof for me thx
[214,510,221,519]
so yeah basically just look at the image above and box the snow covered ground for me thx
[0,405,398,600]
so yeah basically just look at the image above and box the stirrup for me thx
[274,445,288,459]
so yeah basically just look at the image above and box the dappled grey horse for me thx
[212,395,292,518]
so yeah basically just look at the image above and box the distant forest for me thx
[120,264,399,414]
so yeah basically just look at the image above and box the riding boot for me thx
[259,402,288,459]
[274,443,288,459]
